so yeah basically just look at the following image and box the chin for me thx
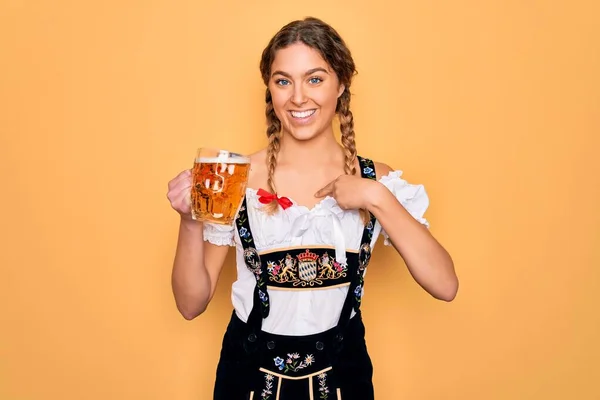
[286,127,321,141]
[283,120,328,142]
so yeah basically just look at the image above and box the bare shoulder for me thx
[248,148,267,167]
[373,160,394,180]
[247,148,268,188]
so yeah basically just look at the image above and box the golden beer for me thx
[191,149,250,225]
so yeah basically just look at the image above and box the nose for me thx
[290,84,307,106]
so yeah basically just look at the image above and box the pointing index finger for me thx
[314,180,335,198]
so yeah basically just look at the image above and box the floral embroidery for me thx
[354,284,364,307]
[357,155,376,310]
[261,373,274,399]
[359,156,376,180]
[258,289,267,302]
[354,285,363,297]
[268,250,348,287]
[354,241,372,307]
[236,201,270,315]
[239,227,250,239]
[235,211,253,245]
[318,372,329,399]
[273,353,314,373]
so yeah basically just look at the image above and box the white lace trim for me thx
[203,222,236,247]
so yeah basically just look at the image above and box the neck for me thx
[278,130,344,167]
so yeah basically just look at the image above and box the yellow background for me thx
[1,0,598,399]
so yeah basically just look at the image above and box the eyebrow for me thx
[271,67,329,78]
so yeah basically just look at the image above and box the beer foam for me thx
[195,157,249,164]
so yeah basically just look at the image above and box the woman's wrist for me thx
[180,216,203,232]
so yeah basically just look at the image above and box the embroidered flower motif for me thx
[266,261,281,276]
[235,211,252,244]
[354,285,363,297]
[258,289,267,302]
[318,372,329,399]
[273,357,285,370]
[304,354,314,365]
[273,353,315,373]
[261,373,274,399]
[362,166,374,177]
[333,261,345,273]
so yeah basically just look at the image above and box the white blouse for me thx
[203,170,430,336]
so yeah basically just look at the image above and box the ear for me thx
[337,84,345,98]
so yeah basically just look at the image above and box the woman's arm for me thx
[366,162,458,301]
[167,168,232,320]
[171,219,231,320]
[314,162,458,302]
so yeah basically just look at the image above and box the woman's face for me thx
[268,42,345,142]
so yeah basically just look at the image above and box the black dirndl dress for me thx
[213,157,379,400]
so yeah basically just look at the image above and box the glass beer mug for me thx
[190,148,251,225]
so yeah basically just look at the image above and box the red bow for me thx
[257,188,293,210]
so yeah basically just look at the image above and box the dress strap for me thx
[354,156,377,312]
[234,197,270,324]
[334,156,378,344]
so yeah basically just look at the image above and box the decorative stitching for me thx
[235,198,270,317]
[273,353,315,374]
[318,372,330,399]
[266,250,348,287]
[353,156,377,311]
[261,374,274,399]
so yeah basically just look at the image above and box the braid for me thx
[265,88,282,214]
[338,91,357,176]
[338,90,370,224]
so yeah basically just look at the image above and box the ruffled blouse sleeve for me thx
[203,222,236,246]
[378,170,430,246]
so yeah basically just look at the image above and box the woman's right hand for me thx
[167,169,194,220]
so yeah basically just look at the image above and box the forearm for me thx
[366,183,458,301]
[171,218,211,319]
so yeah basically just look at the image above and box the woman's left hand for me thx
[314,174,381,210]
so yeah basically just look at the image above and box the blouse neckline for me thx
[243,170,401,214]
[245,187,337,214]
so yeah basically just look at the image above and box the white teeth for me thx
[291,110,315,118]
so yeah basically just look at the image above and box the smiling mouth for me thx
[290,109,316,118]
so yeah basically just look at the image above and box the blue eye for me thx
[309,77,322,84]
[276,79,290,86]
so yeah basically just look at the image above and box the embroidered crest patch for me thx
[263,248,354,288]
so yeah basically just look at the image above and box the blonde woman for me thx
[167,17,458,400]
